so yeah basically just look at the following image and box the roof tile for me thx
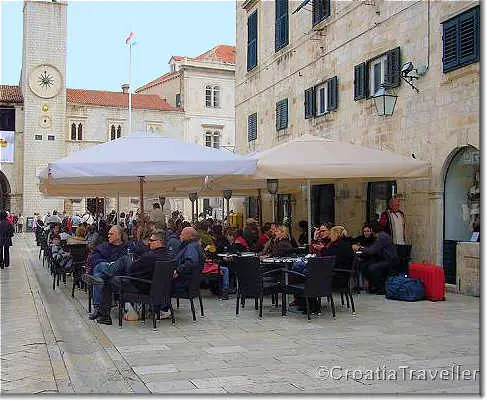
[0,85,23,103]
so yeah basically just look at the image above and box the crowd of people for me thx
[2,195,408,321]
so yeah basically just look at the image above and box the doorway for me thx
[311,184,335,228]
[443,146,480,284]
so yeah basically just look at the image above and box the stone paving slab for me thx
[5,234,481,394]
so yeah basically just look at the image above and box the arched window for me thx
[111,125,116,140]
[77,123,83,140]
[71,123,77,140]
[117,125,122,138]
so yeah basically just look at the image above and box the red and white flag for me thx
[125,32,136,46]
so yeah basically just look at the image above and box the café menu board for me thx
[0,131,14,163]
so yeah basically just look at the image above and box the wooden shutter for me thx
[327,76,338,111]
[384,47,401,88]
[458,7,479,66]
[247,11,258,71]
[354,63,366,100]
[71,123,76,140]
[248,113,257,142]
[442,18,458,72]
[304,87,315,119]
[312,0,329,26]
[275,0,289,51]
[276,99,288,130]
[77,123,83,140]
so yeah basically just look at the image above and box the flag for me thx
[125,32,136,46]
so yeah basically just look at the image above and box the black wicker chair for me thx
[284,256,336,321]
[173,264,204,322]
[113,260,176,328]
[232,256,282,318]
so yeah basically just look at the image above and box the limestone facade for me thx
[235,0,480,267]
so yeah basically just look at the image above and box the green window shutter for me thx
[304,87,315,119]
[327,76,338,111]
[248,113,257,142]
[384,47,401,88]
[354,62,366,100]
[247,11,258,71]
[458,7,479,66]
[275,0,289,51]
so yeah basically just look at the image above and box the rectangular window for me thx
[205,131,220,148]
[275,0,289,52]
[315,83,327,116]
[48,135,55,141]
[206,87,212,107]
[213,86,220,108]
[442,6,480,73]
[175,93,181,107]
[35,135,42,141]
[312,0,330,26]
[247,10,258,71]
[248,113,257,142]
[305,76,338,118]
[354,47,400,100]
[0,108,15,131]
[276,99,288,131]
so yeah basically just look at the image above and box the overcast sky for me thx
[1,1,236,92]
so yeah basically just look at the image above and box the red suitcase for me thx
[408,263,445,301]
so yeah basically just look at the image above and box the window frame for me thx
[275,0,289,52]
[247,10,258,71]
[368,55,387,97]
[314,82,328,116]
[312,0,330,27]
[205,130,221,149]
[205,85,220,108]
[248,113,258,142]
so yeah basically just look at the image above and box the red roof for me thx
[0,85,23,103]
[135,71,178,93]
[0,85,180,111]
[195,45,236,64]
[67,89,180,111]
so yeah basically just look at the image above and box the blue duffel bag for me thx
[385,274,425,301]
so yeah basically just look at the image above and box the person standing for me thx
[379,196,406,246]
[0,211,14,269]
[17,214,25,233]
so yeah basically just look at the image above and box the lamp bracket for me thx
[401,76,420,93]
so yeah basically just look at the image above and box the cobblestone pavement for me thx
[1,234,480,394]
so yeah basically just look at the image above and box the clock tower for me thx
[21,0,67,216]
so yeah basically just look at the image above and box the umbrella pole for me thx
[116,192,120,225]
[258,189,262,227]
[307,179,312,247]
[139,176,145,216]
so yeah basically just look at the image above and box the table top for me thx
[216,252,257,258]
[261,257,304,264]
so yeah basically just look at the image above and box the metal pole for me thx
[128,43,132,134]
[307,179,312,247]
[272,195,275,222]
[116,192,120,225]
[258,189,262,227]
[139,176,145,215]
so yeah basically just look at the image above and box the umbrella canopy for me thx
[40,132,256,185]
[251,134,430,180]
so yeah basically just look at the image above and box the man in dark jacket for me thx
[352,222,399,294]
[165,222,181,258]
[172,227,204,291]
[84,225,128,319]
[0,211,14,269]
[96,229,173,325]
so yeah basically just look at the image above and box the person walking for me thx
[17,214,25,233]
[0,211,15,269]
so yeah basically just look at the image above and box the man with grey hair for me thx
[95,229,173,325]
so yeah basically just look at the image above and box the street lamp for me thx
[372,86,397,116]
[266,179,279,222]
[223,190,232,222]
[189,192,198,222]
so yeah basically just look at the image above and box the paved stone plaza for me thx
[1,234,480,394]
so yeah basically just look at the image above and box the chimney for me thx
[121,83,129,94]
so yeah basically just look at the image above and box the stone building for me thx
[235,0,480,290]
[0,1,185,218]
[136,44,237,219]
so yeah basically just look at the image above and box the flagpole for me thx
[128,42,132,134]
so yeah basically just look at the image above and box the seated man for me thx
[352,222,399,294]
[172,227,205,295]
[84,225,128,319]
[95,229,173,325]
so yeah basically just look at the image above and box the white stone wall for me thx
[235,0,480,264]
[21,0,68,217]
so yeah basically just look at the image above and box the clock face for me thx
[28,64,62,99]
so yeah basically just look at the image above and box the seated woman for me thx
[225,227,250,253]
[265,225,293,257]
[308,222,333,255]
[67,226,88,245]
[353,223,375,248]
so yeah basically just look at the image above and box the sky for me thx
[1,0,236,92]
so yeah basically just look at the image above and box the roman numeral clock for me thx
[28,64,62,99]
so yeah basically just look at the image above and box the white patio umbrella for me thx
[39,131,257,215]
